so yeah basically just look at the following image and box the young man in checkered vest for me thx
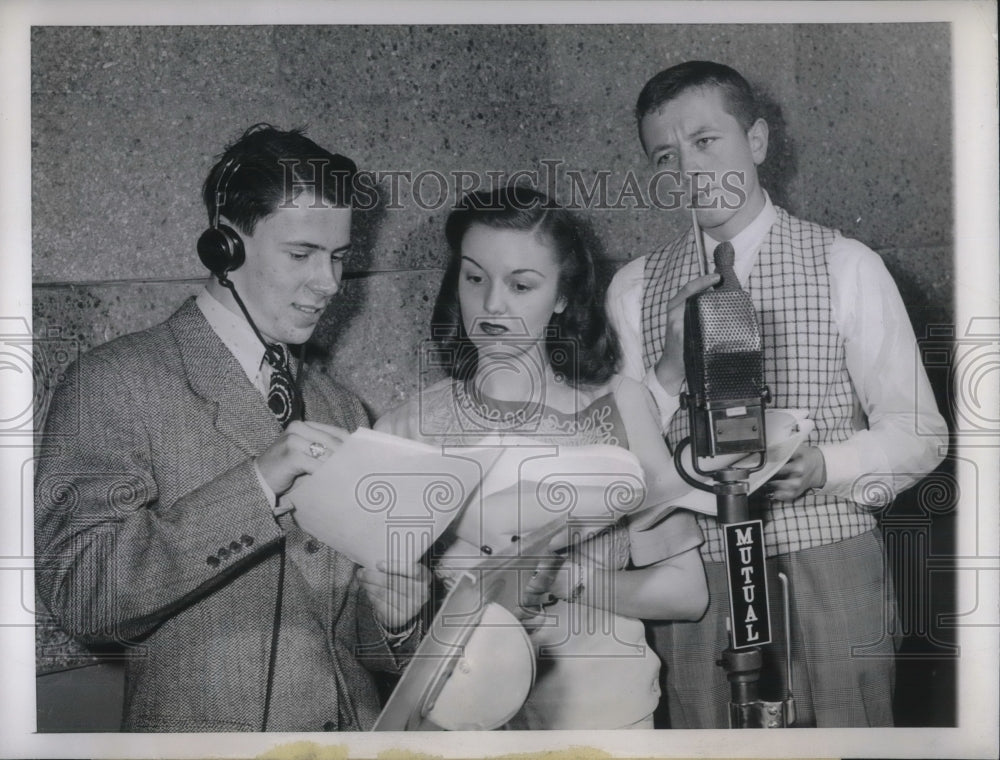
[606,60,947,727]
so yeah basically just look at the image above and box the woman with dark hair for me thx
[377,186,708,729]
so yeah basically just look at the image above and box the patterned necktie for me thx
[264,343,296,426]
[713,241,741,291]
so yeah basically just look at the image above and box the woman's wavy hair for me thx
[431,185,620,387]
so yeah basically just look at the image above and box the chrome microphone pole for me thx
[673,430,795,728]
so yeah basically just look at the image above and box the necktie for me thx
[713,241,741,291]
[264,343,296,426]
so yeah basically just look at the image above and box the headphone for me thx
[197,156,245,277]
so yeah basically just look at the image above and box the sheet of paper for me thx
[286,412,810,566]
[284,427,491,567]
[288,428,651,568]
[437,434,647,561]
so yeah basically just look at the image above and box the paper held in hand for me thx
[283,428,648,568]
[284,409,811,568]
[630,407,814,531]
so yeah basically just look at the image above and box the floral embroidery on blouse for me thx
[446,380,628,448]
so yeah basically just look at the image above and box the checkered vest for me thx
[642,207,875,561]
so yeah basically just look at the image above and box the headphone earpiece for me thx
[197,223,245,275]
[199,157,245,277]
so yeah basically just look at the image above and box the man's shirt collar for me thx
[701,191,777,261]
[196,287,271,385]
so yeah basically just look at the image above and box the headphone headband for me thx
[212,156,240,230]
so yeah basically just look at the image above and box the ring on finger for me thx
[308,441,328,459]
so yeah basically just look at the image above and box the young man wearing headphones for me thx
[35,124,429,732]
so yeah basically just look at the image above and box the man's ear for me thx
[748,118,769,166]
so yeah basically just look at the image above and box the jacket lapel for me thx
[167,298,281,457]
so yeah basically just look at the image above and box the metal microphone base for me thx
[718,646,796,728]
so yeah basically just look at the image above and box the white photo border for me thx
[2,1,997,758]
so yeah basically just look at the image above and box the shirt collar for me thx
[196,286,271,384]
[702,191,777,261]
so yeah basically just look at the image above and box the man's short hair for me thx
[635,60,760,132]
[201,123,357,236]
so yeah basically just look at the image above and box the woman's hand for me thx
[358,560,431,632]
[519,554,588,611]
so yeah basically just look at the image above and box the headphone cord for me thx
[260,537,287,731]
[217,274,276,353]
[216,274,305,422]
[213,274,305,730]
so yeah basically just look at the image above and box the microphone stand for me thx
[673,205,793,727]
[673,416,796,728]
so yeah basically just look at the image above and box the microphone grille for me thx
[685,290,764,401]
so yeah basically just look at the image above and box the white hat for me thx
[425,602,535,730]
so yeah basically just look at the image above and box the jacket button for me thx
[218,547,230,559]
[240,535,254,547]
[323,720,337,731]
[305,538,323,554]
[206,556,220,567]
[229,540,242,552]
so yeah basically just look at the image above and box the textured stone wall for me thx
[31,24,956,712]
[32,24,952,420]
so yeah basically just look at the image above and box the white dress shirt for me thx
[606,195,948,506]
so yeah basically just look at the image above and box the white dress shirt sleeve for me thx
[252,460,284,512]
[819,236,948,505]
[606,256,680,433]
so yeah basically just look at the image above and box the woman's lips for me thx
[478,322,509,336]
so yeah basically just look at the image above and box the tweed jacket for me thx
[35,298,404,732]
